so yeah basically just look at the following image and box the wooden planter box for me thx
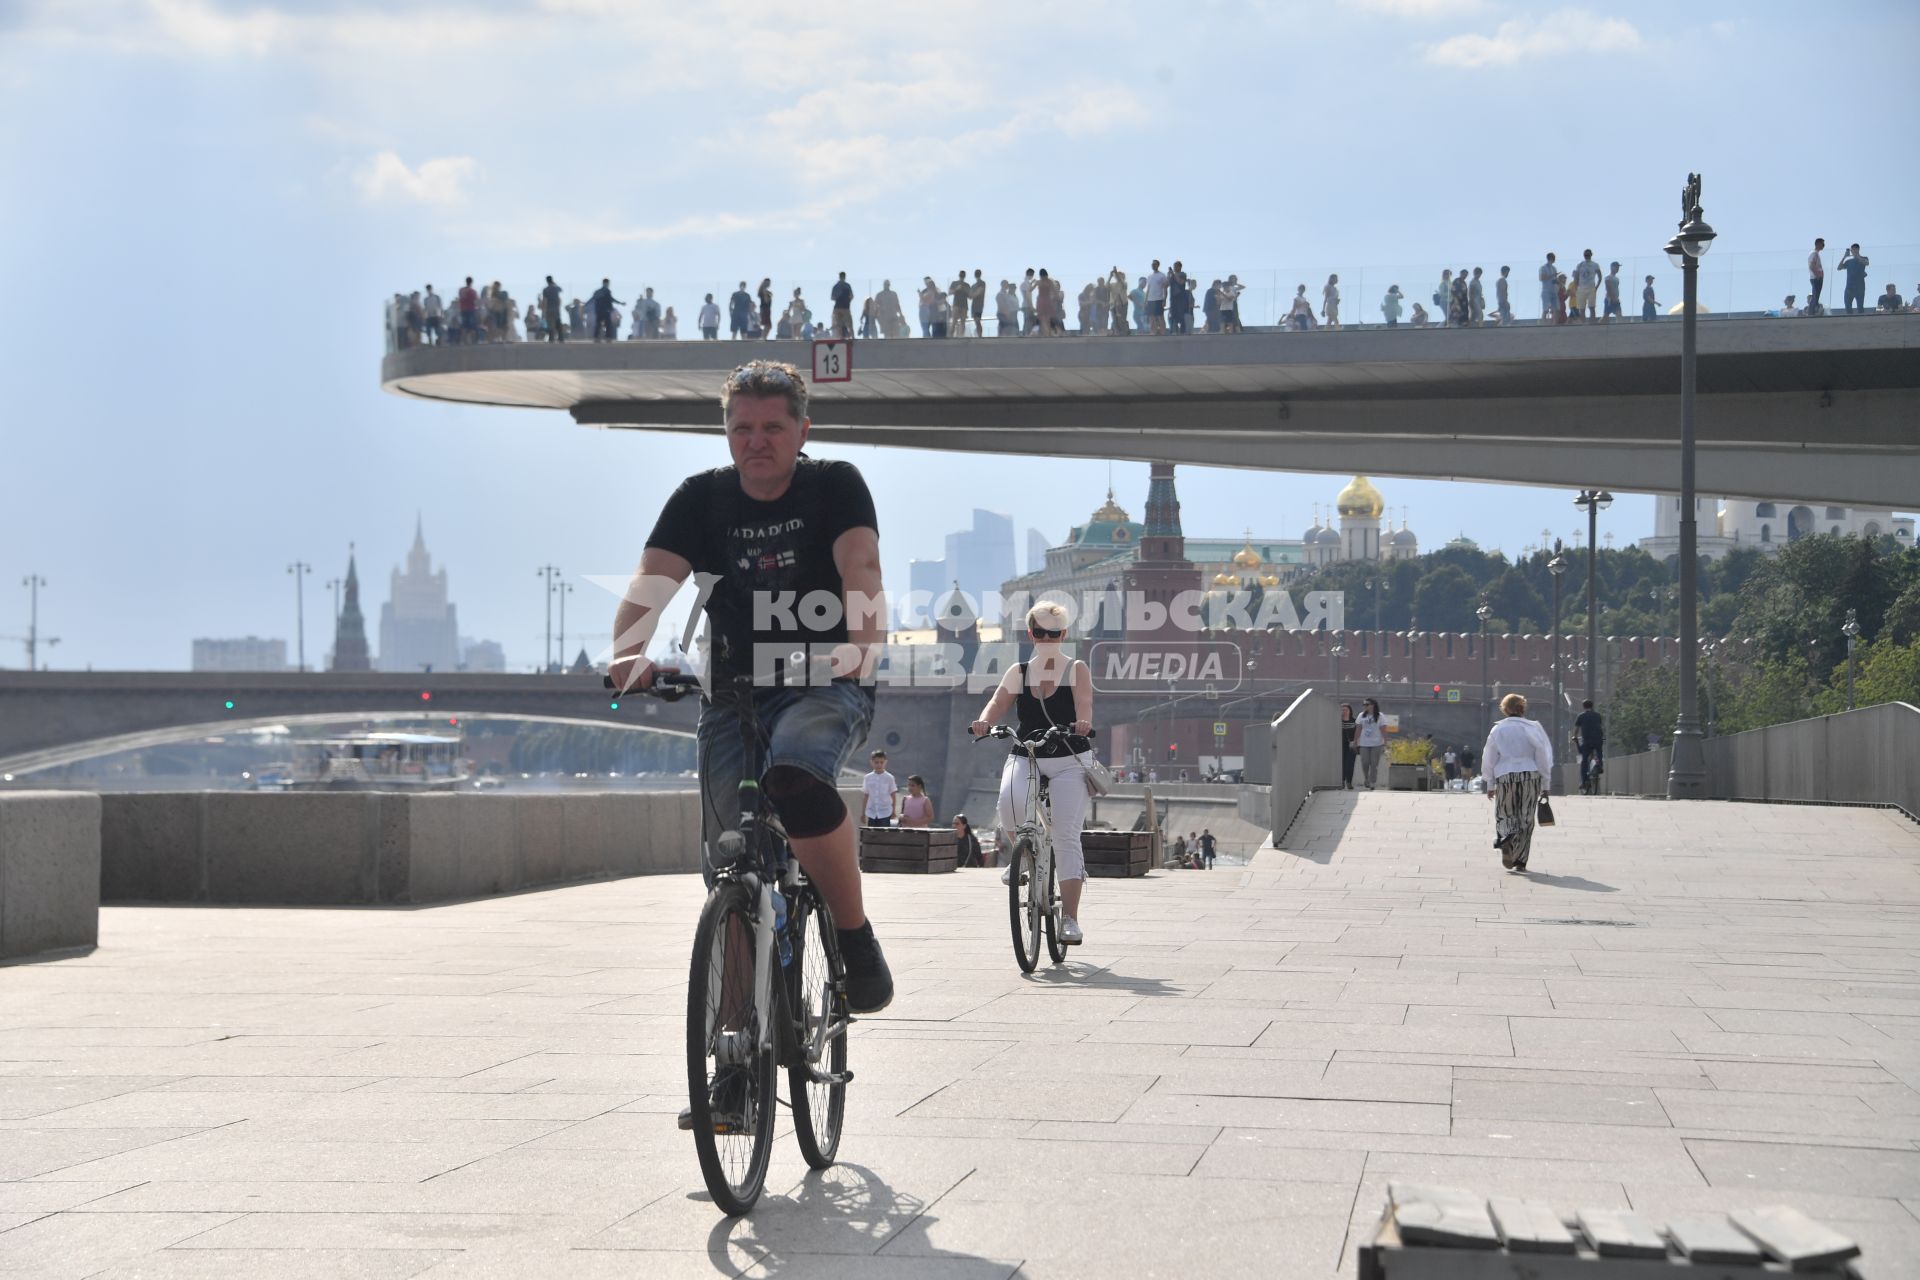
[858,827,957,874]
[1083,830,1154,879]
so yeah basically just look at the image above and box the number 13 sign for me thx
[811,339,852,383]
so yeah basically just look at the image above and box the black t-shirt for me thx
[1574,710,1604,748]
[831,281,854,309]
[646,458,877,683]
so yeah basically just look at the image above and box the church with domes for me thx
[998,469,1424,637]
[1301,475,1421,567]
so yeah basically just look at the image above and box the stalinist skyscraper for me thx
[378,517,459,673]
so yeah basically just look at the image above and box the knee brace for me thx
[763,766,847,839]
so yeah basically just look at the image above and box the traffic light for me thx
[447,718,458,727]
[1169,743,1179,759]
[223,699,235,711]
[1433,685,1442,699]
[609,700,620,710]
[419,690,432,701]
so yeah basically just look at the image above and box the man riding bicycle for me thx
[610,359,894,1017]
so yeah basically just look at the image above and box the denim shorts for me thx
[695,679,875,879]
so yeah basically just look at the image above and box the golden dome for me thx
[1257,571,1282,588]
[1211,570,1238,586]
[1089,487,1130,523]
[1231,540,1262,569]
[1335,475,1385,519]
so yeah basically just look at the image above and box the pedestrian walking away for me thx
[1356,698,1387,789]
[1482,693,1554,872]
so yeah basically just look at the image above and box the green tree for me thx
[1483,569,1548,634]
[1608,660,1678,754]
[1411,564,1482,633]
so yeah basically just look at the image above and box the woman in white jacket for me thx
[1481,692,1554,871]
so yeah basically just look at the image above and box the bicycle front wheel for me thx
[786,888,848,1170]
[686,881,776,1216]
[1042,850,1067,965]
[1008,836,1041,973]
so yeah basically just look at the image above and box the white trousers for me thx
[997,753,1088,883]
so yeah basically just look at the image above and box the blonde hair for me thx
[1500,693,1528,716]
[1026,600,1070,634]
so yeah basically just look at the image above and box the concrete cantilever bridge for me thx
[381,314,1920,508]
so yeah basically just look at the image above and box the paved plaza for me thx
[4,791,1920,1278]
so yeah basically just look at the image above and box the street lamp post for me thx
[1476,602,1492,737]
[1368,575,1384,685]
[1842,610,1860,710]
[1406,620,1418,739]
[1331,640,1345,704]
[325,577,343,629]
[1548,548,1568,758]
[1664,172,1716,799]
[1574,489,1613,706]
[557,581,574,672]
[536,565,562,673]
[21,575,46,670]
[286,562,311,672]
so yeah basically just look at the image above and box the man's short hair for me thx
[1582,700,1594,709]
[721,360,808,423]
[870,750,886,760]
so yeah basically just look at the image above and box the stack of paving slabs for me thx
[1360,1184,1863,1278]
[856,826,957,873]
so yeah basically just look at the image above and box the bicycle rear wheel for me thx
[1042,850,1067,965]
[1008,836,1041,973]
[686,881,776,1216]
[786,887,848,1170]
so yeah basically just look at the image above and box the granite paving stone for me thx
[4,791,1918,1278]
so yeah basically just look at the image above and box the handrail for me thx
[1602,702,1919,820]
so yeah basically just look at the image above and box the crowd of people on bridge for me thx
[386,240,1914,350]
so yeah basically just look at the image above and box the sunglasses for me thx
[1029,626,1065,640]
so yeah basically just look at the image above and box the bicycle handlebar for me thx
[971,725,1096,744]
[603,670,704,701]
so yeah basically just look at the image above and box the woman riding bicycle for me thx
[968,601,1094,945]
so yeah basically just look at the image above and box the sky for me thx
[1,0,1916,672]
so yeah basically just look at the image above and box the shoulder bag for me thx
[1536,796,1557,827]
[1030,661,1113,796]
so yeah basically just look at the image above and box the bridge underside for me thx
[383,317,1920,507]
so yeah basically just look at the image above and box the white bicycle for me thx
[974,724,1087,973]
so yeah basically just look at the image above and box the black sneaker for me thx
[836,921,894,1014]
[678,1065,752,1133]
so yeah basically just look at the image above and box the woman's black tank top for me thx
[1014,661,1085,759]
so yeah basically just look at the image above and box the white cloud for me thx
[353,151,477,205]
[17,0,542,58]
[1341,0,1489,17]
[1425,8,1642,67]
